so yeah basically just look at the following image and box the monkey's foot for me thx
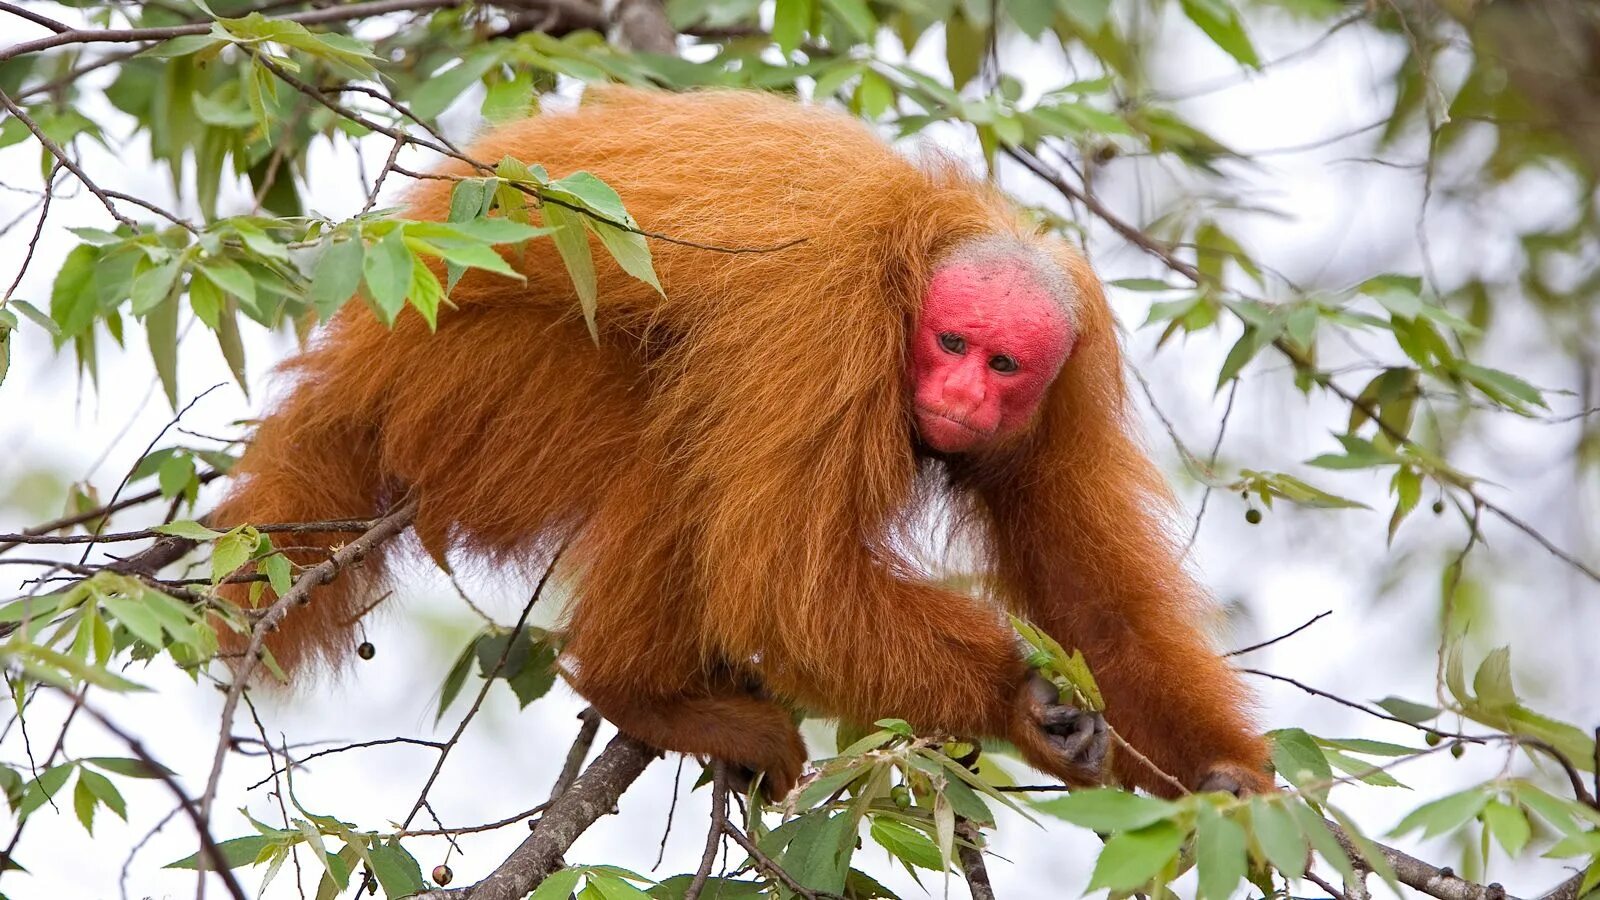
[1196,761,1275,796]
[1025,674,1110,781]
[721,757,801,802]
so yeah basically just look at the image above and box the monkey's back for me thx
[215,89,1021,672]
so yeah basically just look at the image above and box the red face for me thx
[909,257,1075,453]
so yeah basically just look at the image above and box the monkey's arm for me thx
[973,351,1273,797]
[669,308,1106,785]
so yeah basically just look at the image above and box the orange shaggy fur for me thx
[213,87,1271,797]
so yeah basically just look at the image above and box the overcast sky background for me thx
[1,5,1598,899]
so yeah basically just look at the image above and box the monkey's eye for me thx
[989,355,1019,374]
[938,332,966,354]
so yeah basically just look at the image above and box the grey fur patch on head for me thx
[937,234,1080,327]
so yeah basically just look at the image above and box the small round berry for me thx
[357,641,375,660]
[1451,743,1465,759]
[1244,508,1262,525]
[432,864,453,886]
[1432,500,1446,515]
[891,785,912,809]
[1424,731,1442,747]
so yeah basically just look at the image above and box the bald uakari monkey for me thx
[214,87,1272,799]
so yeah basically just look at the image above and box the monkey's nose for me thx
[942,371,987,416]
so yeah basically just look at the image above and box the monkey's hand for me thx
[1017,673,1110,785]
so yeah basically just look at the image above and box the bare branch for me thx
[38,686,249,900]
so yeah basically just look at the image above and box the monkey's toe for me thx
[1196,762,1274,796]
[720,758,800,801]
[1041,706,1109,772]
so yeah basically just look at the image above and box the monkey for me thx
[212,87,1272,800]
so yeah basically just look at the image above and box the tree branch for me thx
[416,733,658,900]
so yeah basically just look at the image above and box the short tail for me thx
[211,355,394,676]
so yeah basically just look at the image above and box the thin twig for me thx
[549,707,602,802]
[0,88,136,228]
[1226,610,1333,657]
[197,496,420,837]
[0,472,224,554]
[38,686,249,900]
[956,819,995,900]
[399,547,565,830]
[682,762,729,900]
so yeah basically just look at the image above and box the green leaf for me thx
[167,833,291,870]
[544,172,634,226]
[211,527,256,583]
[530,869,584,900]
[1456,363,1547,410]
[101,595,167,648]
[73,775,97,834]
[778,811,854,892]
[368,839,426,897]
[12,300,60,336]
[649,876,765,899]
[312,235,364,319]
[406,236,519,281]
[145,291,180,408]
[263,553,292,596]
[794,766,865,811]
[588,873,655,900]
[543,204,598,341]
[1087,821,1186,893]
[823,0,875,41]
[1373,697,1441,723]
[1270,728,1333,801]
[18,763,74,819]
[1544,831,1600,859]
[1058,0,1109,30]
[1031,788,1176,831]
[772,0,810,53]
[1196,806,1247,900]
[1002,0,1053,38]
[1482,800,1531,857]
[83,756,178,779]
[590,221,663,296]
[144,35,226,59]
[362,229,413,325]
[1179,0,1259,68]
[196,258,257,307]
[157,453,196,499]
[152,520,223,540]
[50,244,101,340]
[409,48,504,120]
[1389,788,1490,840]
[215,299,248,396]
[1249,796,1306,879]
[506,640,557,708]
[131,259,182,316]
[77,768,126,821]
[482,71,534,124]
[870,817,942,872]
[435,634,481,722]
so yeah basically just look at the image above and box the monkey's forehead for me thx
[933,235,1079,326]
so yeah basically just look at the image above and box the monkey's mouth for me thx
[914,406,997,451]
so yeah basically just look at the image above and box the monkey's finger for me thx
[1039,705,1085,730]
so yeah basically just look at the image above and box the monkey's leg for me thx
[570,668,807,799]
[563,457,807,799]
